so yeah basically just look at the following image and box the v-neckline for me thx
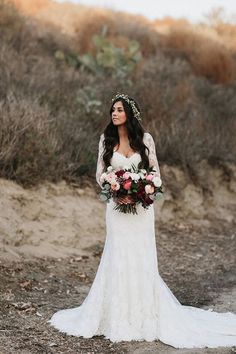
[113,151,139,159]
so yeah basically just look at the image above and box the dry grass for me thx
[162,24,236,84]
[72,8,160,58]
[0,0,236,186]
[213,22,236,52]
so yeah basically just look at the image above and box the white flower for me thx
[140,169,147,175]
[107,166,113,172]
[100,172,107,183]
[130,173,140,181]
[145,184,155,194]
[153,176,162,187]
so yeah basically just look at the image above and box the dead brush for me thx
[0,95,59,185]
[163,24,236,84]
[0,0,236,187]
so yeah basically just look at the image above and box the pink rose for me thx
[123,180,132,190]
[123,172,130,180]
[145,184,155,194]
[111,182,120,191]
[106,172,116,183]
[146,174,154,181]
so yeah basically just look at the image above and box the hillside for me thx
[10,0,236,52]
[0,0,236,187]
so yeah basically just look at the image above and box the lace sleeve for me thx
[96,134,105,187]
[144,132,161,178]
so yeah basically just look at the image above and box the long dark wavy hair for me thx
[103,96,150,170]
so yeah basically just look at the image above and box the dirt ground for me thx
[0,167,236,354]
[0,219,236,354]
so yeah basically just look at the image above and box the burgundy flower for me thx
[115,169,125,177]
[137,190,145,198]
[144,196,153,205]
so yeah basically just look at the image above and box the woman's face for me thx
[111,101,127,126]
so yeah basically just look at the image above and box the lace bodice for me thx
[95,132,161,187]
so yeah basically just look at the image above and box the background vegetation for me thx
[0,0,236,186]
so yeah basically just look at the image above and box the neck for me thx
[117,125,128,140]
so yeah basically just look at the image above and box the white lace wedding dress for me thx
[49,132,236,348]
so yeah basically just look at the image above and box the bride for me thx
[49,93,236,348]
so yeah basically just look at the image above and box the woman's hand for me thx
[116,195,135,205]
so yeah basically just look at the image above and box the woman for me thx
[49,93,236,348]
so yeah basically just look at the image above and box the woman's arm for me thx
[144,132,161,177]
[96,134,105,187]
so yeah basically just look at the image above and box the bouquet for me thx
[99,164,163,214]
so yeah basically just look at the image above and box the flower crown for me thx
[111,93,142,121]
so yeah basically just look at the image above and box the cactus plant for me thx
[78,35,142,78]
